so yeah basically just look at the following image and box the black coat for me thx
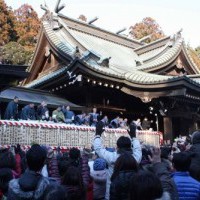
[96,120,106,135]
[7,170,55,200]
[21,105,36,120]
[89,113,100,126]
[110,119,119,129]
[36,105,49,120]
[189,143,200,181]
[4,101,18,120]
[110,170,136,200]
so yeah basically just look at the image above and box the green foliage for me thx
[0,0,40,65]
[0,42,33,65]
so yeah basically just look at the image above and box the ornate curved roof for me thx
[24,9,200,99]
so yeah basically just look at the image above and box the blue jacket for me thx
[4,101,18,120]
[172,171,200,200]
[65,110,74,120]
[21,105,36,120]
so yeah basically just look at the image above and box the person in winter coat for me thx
[92,123,142,200]
[52,106,65,123]
[95,116,108,135]
[36,101,49,121]
[0,147,21,179]
[90,158,107,200]
[89,107,101,127]
[57,148,91,196]
[110,153,139,200]
[21,103,36,120]
[172,152,200,200]
[110,116,120,129]
[74,113,86,125]
[43,185,68,200]
[4,96,19,120]
[189,131,200,181]
[0,168,13,199]
[62,166,86,200]
[7,144,55,200]
[129,148,178,200]
[62,105,75,124]
[47,149,61,184]
[129,170,166,200]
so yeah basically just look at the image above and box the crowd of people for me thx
[1,119,200,200]
[3,97,151,130]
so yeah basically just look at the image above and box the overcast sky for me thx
[5,0,200,48]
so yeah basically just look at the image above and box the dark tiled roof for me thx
[0,86,82,109]
[26,14,200,89]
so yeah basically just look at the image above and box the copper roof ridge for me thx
[134,36,170,54]
[137,37,183,72]
[58,13,143,47]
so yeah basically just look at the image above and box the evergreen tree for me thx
[0,42,33,65]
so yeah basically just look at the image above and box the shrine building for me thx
[21,1,200,141]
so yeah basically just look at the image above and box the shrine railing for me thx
[0,120,162,148]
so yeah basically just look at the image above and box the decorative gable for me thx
[164,57,187,76]
[158,53,197,76]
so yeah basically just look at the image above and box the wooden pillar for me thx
[163,117,173,142]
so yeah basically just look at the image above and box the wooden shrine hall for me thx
[22,1,200,141]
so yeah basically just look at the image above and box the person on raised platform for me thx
[89,107,101,127]
[110,116,120,129]
[133,118,143,130]
[52,106,65,123]
[4,96,19,120]
[62,105,75,124]
[37,101,49,121]
[120,118,128,129]
[93,122,142,200]
[142,117,151,130]
[74,112,86,125]
[21,103,36,120]
[83,113,91,126]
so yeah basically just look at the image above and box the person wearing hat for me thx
[90,158,107,200]
[52,106,65,123]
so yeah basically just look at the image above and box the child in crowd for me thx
[90,158,107,200]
